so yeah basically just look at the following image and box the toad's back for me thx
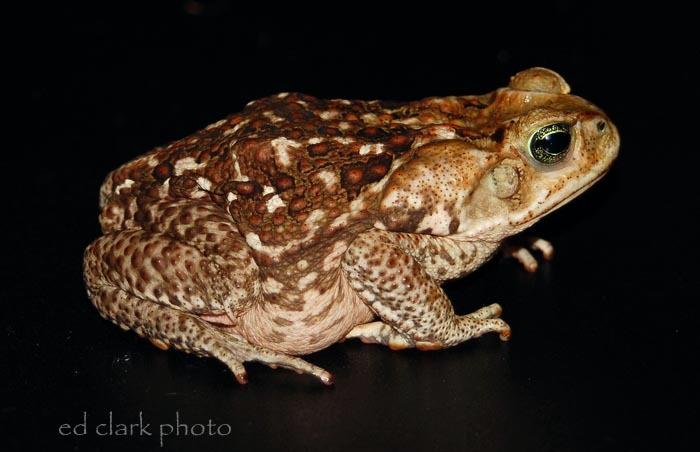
[97,91,498,266]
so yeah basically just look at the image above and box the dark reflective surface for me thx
[6,4,698,452]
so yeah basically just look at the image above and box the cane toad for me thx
[83,67,619,384]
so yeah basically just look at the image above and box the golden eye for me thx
[529,123,571,164]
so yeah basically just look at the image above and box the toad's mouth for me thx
[539,168,609,217]
[507,166,612,235]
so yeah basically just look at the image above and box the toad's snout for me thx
[582,114,620,166]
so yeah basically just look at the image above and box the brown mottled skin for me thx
[83,68,619,384]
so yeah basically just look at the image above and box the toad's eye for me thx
[528,123,571,164]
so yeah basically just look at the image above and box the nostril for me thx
[596,121,606,132]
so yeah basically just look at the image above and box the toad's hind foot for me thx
[504,237,554,272]
[346,303,509,350]
[89,285,333,386]
[214,330,334,385]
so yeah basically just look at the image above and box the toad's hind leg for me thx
[342,230,511,350]
[87,285,333,385]
[83,229,332,385]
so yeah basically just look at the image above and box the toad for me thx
[84,68,619,384]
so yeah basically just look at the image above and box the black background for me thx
[5,2,699,451]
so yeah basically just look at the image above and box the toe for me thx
[320,371,334,386]
[231,363,249,384]
[530,238,554,260]
[499,326,512,341]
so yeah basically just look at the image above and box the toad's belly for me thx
[234,272,375,355]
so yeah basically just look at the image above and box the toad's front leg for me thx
[503,237,555,272]
[341,230,510,350]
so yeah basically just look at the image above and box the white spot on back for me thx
[319,110,339,120]
[305,209,326,227]
[395,117,421,125]
[308,137,323,145]
[245,232,263,249]
[205,119,227,130]
[271,137,300,168]
[316,170,338,189]
[146,155,160,167]
[231,158,249,182]
[174,157,205,175]
[114,179,134,194]
[277,92,289,98]
[196,177,212,191]
[158,179,170,197]
[361,113,379,124]
[263,111,284,123]
[359,143,384,155]
[224,119,249,136]
[266,194,286,213]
